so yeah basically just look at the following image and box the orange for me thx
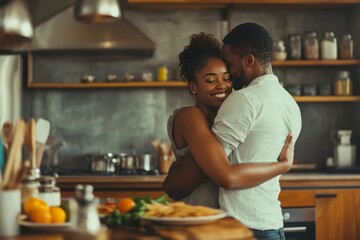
[23,197,50,216]
[117,198,136,213]
[29,208,52,223]
[50,206,66,223]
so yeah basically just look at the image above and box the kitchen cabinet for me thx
[315,188,360,240]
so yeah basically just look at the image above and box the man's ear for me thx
[243,54,255,67]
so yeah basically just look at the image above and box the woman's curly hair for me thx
[179,33,222,83]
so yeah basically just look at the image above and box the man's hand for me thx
[277,133,294,172]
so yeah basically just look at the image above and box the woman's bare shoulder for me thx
[176,107,204,121]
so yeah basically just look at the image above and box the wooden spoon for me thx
[2,122,13,155]
[2,119,26,190]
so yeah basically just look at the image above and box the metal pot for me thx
[135,154,155,171]
[89,153,118,174]
[119,153,136,170]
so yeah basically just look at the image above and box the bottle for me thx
[289,34,302,59]
[273,40,287,60]
[321,32,337,60]
[70,185,101,235]
[340,34,353,59]
[157,65,168,81]
[304,31,319,60]
[334,71,353,96]
[38,176,61,207]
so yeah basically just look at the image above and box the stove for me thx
[41,167,160,176]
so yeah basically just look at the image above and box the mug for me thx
[0,189,21,237]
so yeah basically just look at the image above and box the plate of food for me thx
[18,215,72,232]
[141,202,228,226]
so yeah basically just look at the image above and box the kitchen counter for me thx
[57,173,360,192]
[13,217,255,240]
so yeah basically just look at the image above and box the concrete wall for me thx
[24,7,360,170]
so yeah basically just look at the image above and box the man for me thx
[164,23,302,240]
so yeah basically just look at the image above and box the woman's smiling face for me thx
[192,57,233,109]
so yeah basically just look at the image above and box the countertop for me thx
[57,172,360,191]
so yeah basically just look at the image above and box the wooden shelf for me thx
[27,81,187,89]
[293,96,360,102]
[273,59,360,67]
[126,0,360,10]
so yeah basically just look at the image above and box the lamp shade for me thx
[74,0,122,24]
[0,0,33,46]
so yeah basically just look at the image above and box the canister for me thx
[38,176,61,207]
[334,71,353,96]
[340,34,353,59]
[321,32,337,60]
[157,65,168,81]
[304,31,319,60]
[289,34,302,60]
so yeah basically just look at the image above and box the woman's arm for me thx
[163,108,293,199]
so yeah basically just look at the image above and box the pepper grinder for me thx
[71,184,101,235]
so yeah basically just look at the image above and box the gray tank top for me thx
[167,107,219,208]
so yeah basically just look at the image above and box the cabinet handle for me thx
[315,193,337,198]
[284,226,307,233]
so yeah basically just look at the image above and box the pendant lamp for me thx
[0,0,33,46]
[74,0,122,24]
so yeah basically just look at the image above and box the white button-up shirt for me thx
[212,74,302,230]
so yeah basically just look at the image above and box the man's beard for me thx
[232,72,247,90]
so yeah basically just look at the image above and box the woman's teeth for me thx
[214,93,226,98]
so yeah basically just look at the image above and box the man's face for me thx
[221,44,247,90]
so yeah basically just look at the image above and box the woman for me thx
[164,33,293,208]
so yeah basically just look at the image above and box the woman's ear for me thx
[188,82,198,95]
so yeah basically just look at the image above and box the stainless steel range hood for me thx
[30,6,155,58]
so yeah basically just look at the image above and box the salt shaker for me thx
[70,185,101,234]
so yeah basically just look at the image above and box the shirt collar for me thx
[247,74,279,87]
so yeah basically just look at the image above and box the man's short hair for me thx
[223,22,273,67]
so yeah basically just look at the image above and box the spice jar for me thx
[334,71,353,96]
[340,34,353,59]
[289,34,302,59]
[273,40,287,60]
[20,174,40,212]
[304,31,319,60]
[157,64,168,81]
[38,176,61,207]
[321,32,337,60]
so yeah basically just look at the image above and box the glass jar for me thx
[321,32,337,60]
[340,34,353,59]
[289,34,302,59]
[157,64,168,81]
[273,40,287,60]
[21,175,40,213]
[334,71,353,96]
[304,31,319,60]
[38,176,61,207]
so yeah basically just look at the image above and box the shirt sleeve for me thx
[212,92,257,156]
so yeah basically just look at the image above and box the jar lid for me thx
[337,71,350,79]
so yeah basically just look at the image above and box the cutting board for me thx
[150,217,255,240]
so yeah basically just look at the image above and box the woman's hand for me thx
[277,133,294,172]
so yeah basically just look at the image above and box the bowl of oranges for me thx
[18,197,71,231]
